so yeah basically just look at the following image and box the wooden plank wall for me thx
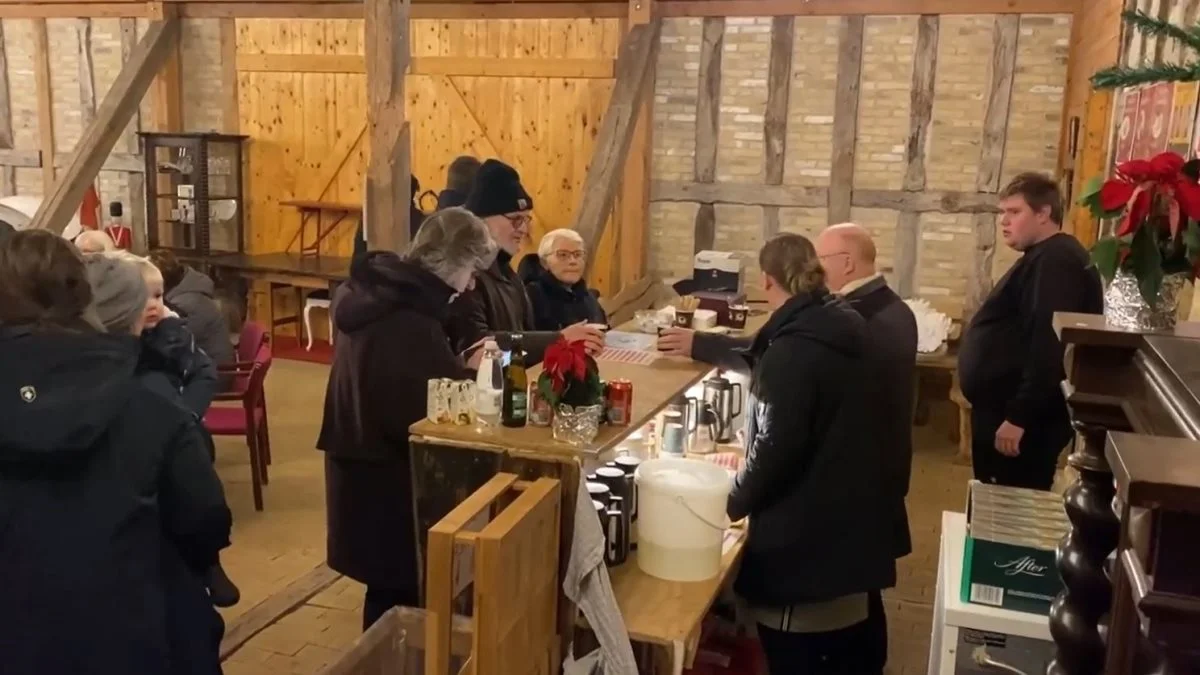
[235,17,623,291]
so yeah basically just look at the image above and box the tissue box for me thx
[693,251,744,293]
[694,291,746,327]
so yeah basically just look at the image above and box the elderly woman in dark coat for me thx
[519,227,607,331]
[318,207,496,631]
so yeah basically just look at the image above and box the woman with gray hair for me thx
[517,227,607,331]
[318,207,496,631]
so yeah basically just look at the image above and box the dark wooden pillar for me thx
[1046,420,1119,675]
[1048,315,1200,675]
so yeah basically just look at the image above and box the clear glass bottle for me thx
[474,340,503,429]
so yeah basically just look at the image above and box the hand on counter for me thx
[560,321,605,356]
[656,326,695,358]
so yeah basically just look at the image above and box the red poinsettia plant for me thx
[537,337,603,408]
[1080,151,1200,304]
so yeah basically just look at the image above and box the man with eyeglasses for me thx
[450,159,605,362]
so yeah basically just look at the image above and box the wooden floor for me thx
[214,358,974,675]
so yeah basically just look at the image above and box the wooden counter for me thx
[608,527,747,674]
[410,354,711,458]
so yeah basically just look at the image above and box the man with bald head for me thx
[812,222,917,673]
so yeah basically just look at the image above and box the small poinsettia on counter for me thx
[538,337,603,409]
[1079,151,1200,304]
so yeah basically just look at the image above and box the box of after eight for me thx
[959,481,1070,616]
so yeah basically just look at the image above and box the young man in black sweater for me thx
[957,173,1103,490]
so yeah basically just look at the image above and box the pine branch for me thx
[1092,63,1200,89]
[1123,9,1200,52]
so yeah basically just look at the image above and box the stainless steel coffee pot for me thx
[701,375,742,443]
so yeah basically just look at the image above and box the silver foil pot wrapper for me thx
[1103,269,1186,332]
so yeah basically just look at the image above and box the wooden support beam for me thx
[965,15,1019,320]
[829,16,863,224]
[33,19,56,192]
[894,15,938,299]
[152,9,183,132]
[220,18,239,133]
[616,0,655,289]
[762,16,793,240]
[692,16,722,253]
[78,19,97,129]
[570,20,661,255]
[220,564,341,660]
[650,181,1002,215]
[0,149,144,173]
[29,18,181,236]
[121,17,147,253]
[0,21,12,150]
[364,0,412,253]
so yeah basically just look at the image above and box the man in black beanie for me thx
[449,159,604,362]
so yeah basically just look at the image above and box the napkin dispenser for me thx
[692,250,744,293]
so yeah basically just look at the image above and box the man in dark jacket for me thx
[151,249,235,368]
[436,155,481,209]
[958,173,1103,490]
[726,234,896,674]
[815,222,918,671]
[0,230,231,675]
[319,209,495,631]
[519,228,607,331]
[448,159,604,361]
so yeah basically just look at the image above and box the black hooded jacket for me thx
[728,290,897,606]
[0,325,231,675]
[318,251,468,463]
[517,253,607,331]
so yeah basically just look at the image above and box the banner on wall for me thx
[1131,82,1173,158]
[1169,82,1200,157]
[1115,88,1141,163]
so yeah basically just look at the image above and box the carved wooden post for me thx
[1046,420,1119,675]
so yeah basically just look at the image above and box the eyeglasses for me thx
[817,252,850,261]
[503,214,532,231]
[553,250,585,262]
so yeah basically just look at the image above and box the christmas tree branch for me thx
[1092,63,1200,89]
[1121,9,1200,51]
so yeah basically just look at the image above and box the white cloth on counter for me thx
[562,474,639,675]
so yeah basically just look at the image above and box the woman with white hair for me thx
[518,227,607,331]
[318,207,497,631]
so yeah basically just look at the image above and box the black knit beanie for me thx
[464,159,533,219]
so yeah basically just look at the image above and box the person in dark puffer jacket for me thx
[85,251,241,609]
[0,230,231,675]
[518,228,607,331]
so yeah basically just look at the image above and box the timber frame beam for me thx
[30,17,180,235]
[572,19,661,256]
[0,0,1082,20]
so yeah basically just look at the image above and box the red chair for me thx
[205,342,272,511]
[227,321,267,396]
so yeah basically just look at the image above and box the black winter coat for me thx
[844,276,918,560]
[139,315,219,417]
[165,267,234,368]
[0,325,231,675]
[517,253,607,331]
[317,252,467,592]
[445,250,559,363]
[728,290,896,606]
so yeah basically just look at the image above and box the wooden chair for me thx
[205,341,273,511]
[319,607,408,675]
[227,320,267,395]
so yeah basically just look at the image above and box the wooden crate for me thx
[425,474,562,675]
